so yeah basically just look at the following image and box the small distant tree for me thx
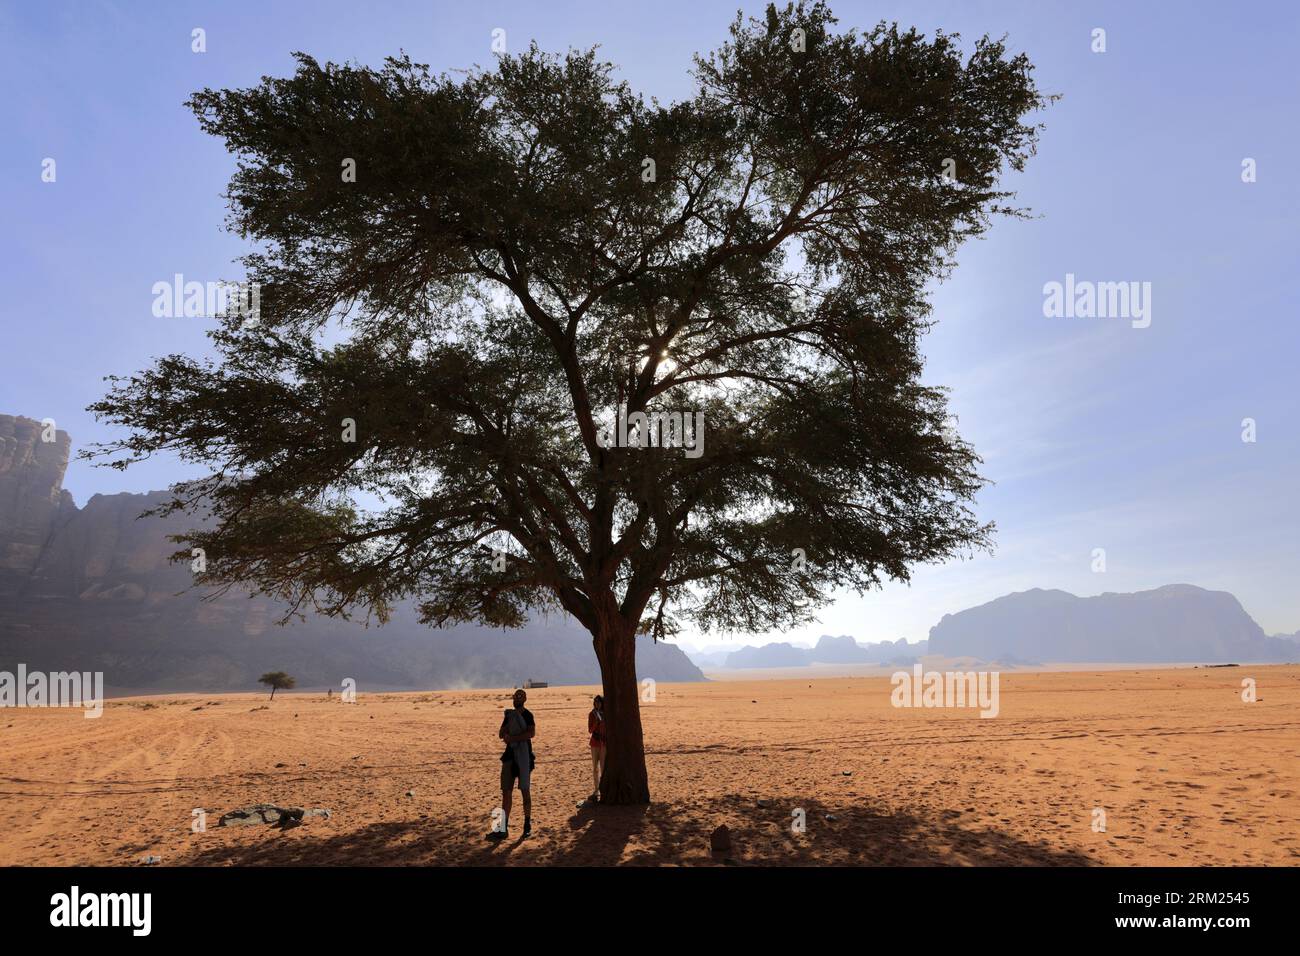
[259,671,295,700]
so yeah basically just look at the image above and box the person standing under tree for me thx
[489,688,536,840]
[587,694,607,805]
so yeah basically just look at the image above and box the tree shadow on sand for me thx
[175,794,1097,866]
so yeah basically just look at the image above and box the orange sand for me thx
[1,666,1297,866]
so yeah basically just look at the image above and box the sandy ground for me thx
[1,665,1297,866]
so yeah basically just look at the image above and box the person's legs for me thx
[590,748,601,796]
[515,751,532,835]
[490,760,513,838]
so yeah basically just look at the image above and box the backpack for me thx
[499,709,537,770]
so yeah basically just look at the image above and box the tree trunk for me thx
[270,687,276,701]
[593,615,650,805]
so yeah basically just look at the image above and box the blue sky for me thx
[2,1,1297,643]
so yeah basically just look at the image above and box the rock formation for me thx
[0,415,76,593]
[927,585,1297,663]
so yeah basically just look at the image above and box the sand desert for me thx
[1,665,1297,867]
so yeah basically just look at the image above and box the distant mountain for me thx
[0,413,704,692]
[808,634,872,663]
[718,635,926,668]
[724,642,811,668]
[928,585,1297,663]
[682,649,734,669]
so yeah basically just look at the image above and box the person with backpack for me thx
[489,688,536,840]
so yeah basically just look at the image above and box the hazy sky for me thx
[2,1,1297,645]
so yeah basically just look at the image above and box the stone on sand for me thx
[217,804,331,828]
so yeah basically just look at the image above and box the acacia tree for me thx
[88,2,1047,804]
[258,671,296,700]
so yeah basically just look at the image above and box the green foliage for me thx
[88,2,1048,644]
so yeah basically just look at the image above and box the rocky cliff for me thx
[0,415,76,593]
[0,414,704,691]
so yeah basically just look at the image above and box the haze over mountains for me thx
[691,584,1297,670]
[690,635,927,670]
[2,413,1296,689]
[0,414,703,692]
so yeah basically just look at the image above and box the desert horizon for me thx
[5,656,1285,699]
